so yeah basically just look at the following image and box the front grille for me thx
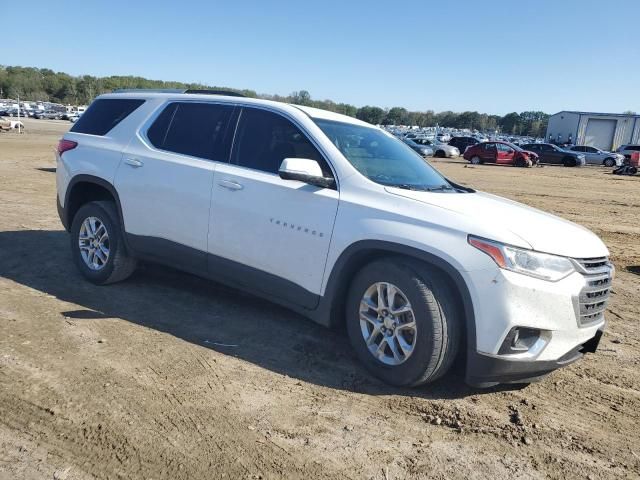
[573,257,613,327]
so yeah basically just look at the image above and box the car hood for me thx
[385,188,609,259]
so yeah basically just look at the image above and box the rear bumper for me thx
[57,195,69,231]
[465,328,603,387]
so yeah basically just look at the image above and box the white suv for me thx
[56,91,612,388]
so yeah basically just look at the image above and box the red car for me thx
[463,141,538,167]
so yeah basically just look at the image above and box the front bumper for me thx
[462,259,612,387]
[466,328,603,387]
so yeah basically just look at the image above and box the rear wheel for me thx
[345,259,460,387]
[563,156,577,167]
[603,158,616,167]
[436,150,446,158]
[70,201,137,285]
[470,156,482,165]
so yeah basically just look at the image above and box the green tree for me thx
[356,105,386,124]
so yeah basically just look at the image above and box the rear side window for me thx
[147,102,234,160]
[70,99,144,135]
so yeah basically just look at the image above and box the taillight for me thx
[57,139,78,156]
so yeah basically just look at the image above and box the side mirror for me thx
[278,158,335,188]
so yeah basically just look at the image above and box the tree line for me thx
[0,65,548,136]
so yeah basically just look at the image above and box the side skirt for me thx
[126,234,320,313]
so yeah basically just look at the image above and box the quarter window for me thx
[71,99,144,136]
[232,108,331,176]
[147,102,234,160]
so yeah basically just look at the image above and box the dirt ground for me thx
[1,118,639,480]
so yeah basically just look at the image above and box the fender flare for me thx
[61,175,128,246]
[312,240,477,358]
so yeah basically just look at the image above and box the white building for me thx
[546,111,640,150]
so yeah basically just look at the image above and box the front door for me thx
[496,143,515,164]
[208,107,339,308]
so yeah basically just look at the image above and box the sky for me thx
[2,0,639,115]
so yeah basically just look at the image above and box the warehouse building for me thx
[546,111,640,150]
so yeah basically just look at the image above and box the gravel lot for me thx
[1,119,639,480]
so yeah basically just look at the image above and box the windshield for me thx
[506,142,524,152]
[314,119,453,191]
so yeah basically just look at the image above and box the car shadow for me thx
[0,229,518,400]
[626,266,640,276]
[35,167,56,173]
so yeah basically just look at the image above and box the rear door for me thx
[208,106,339,308]
[116,101,235,273]
[481,142,497,162]
[537,144,558,164]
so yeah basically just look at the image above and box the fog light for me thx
[499,327,541,354]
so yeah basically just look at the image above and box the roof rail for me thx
[184,89,245,97]
[112,88,246,98]
[112,88,187,94]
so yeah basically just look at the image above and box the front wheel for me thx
[563,156,577,167]
[345,259,460,387]
[603,158,616,167]
[70,201,137,285]
[470,156,482,165]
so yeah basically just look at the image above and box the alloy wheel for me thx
[78,216,110,271]
[359,282,417,366]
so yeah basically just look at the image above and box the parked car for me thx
[413,138,460,158]
[520,143,586,167]
[56,91,611,388]
[0,116,24,131]
[463,141,538,167]
[448,136,479,153]
[402,138,435,157]
[616,144,640,161]
[34,110,62,120]
[567,146,624,167]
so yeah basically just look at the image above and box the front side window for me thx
[314,119,453,191]
[147,102,234,160]
[232,108,331,176]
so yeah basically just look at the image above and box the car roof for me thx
[97,91,372,129]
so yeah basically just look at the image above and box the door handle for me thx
[124,158,143,168]
[218,179,243,191]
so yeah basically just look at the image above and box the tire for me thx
[436,150,446,158]
[470,156,482,165]
[70,201,137,285]
[630,166,638,175]
[345,258,461,387]
[603,158,616,167]
[514,157,532,168]
[563,156,577,167]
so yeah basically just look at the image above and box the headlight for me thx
[468,236,575,281]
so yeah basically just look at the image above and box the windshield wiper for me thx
[394,184,428,191]
[425,184,454,192]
